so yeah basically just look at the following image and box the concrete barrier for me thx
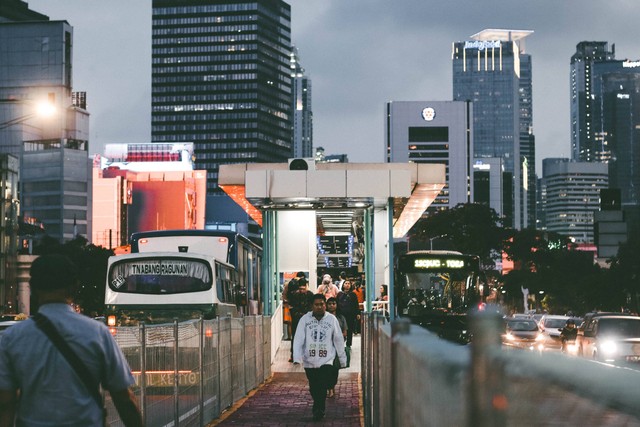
[362,311,640,427]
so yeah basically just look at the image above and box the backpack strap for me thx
[33,313,105,413]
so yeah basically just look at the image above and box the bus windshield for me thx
[403,270,472,310]
[396,251,484,320]
[108,257,212,294]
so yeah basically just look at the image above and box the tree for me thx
[408,203,504,268]
[32,235,113,315]
[608,235,640,312]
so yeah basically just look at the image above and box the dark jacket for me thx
[289,290,313,318]
[560,326,577,341]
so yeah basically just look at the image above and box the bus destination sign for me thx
[414,258,465,269]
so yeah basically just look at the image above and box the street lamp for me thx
[0,97,57,130]
[429,234,448,250]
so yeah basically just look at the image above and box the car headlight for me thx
[505,332,514,341]
[600,340,617,355]
[535,334,545,342]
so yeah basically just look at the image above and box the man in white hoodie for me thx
[293,293,347,421]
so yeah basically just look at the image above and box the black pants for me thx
[304,365,336,416]
[345,314,356,347]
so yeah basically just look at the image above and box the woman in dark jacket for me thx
[337,280,360,366]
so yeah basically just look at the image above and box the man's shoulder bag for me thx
[33,313,107,425]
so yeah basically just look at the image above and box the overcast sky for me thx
[27,0,640,175]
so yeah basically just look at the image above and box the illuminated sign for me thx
[130,262,189,275]
[464,40,501,51]
[132,371,199,387]
[622,61,640,68]
[414,259,466,269]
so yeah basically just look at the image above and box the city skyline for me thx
[27,0,640,175]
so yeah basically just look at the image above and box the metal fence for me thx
[362,311,640,427]
[106,316,271,427]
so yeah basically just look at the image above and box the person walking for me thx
[337,280,359,367]
[336,271,347,291]
[352,280,365,335]
[0,254,143,427]
[293,294,347,421]
[283,272,306,340]
[325,297,347,398]
[317,276,340,299]
[288,278,314,362]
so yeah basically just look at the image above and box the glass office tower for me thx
[592,59,640,231]
[290,46,313,159]
[452,29,535,229]
[151,0,293,194]
[570,42,615,162]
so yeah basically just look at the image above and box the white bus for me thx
[105,252,239,326]
[130,230,263,315]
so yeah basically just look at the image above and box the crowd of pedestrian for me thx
[283,271,368,421]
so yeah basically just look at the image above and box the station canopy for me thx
[218,162,446,239]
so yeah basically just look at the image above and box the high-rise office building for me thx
[0,15,90,243]
[570,41,615,162]
[591,58,640,232]
[0,0,91,312]
[453,29,535,229]
[291,46,312,158]
[385,101,473,213]
[540,158,608,244]
[571,41,640,235]
[151,0,293,194]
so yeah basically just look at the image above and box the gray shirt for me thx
[0,303,135,426]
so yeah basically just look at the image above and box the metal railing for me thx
[362,310,640,427]
[106,316,271,427]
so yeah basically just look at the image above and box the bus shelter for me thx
[219,161,445,321]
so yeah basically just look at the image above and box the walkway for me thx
[209,336,363,426]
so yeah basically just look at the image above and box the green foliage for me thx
[33,236,114,315]
[408,203,504,268]
[608,235,640,312]
[502,229,623,315]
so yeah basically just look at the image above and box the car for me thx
[530,313,545,323]
[502,318,545,351]
[576,312,620,355]
[537,315,571,350]
[436,315,471,345]
[509,313,532,320]
[579,315,640,363]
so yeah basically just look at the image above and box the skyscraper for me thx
[385,101,473,214]
[151,0,293,194]
[571,41,640,235]
[0,0,91,312]
[592,59,640,225]
[290,46,312,159]
[570,42,615,162]
[540,158,608,244]
[0,3,90,244]
[452,29,535,229]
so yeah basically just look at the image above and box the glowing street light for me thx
[35,99,56,119]
[0,95,58,130]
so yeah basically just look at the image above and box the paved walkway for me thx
[209,337,363,426]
